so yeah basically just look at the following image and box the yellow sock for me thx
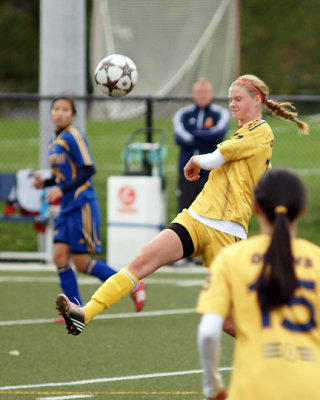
[83,268,138,323]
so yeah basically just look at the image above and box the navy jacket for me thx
[173,103,230,173]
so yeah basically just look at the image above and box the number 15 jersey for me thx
[197,234,320,400]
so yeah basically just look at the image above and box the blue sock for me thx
[84,259,117,281]
[57,264,83,306]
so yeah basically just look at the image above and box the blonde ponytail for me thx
[232,74,309,135]
[265,99,309,135]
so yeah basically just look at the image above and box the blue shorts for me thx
[54,199,102,254]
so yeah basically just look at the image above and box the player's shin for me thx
[83,267,138,323]
[84,259,117,281]
[58,264,83,305]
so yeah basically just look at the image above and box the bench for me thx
[0,172,54,263]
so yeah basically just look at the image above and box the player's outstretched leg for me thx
[56,294,85,335]
[130,280,146,312]
[56,269,146,335]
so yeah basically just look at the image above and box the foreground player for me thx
[55,75,309,335]
[197,168,320,400]
[34,96,145,313]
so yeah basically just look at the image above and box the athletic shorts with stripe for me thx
[53,198,102,254]
[168,209,241,268]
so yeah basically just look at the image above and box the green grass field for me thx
[0,114,320,399]
[1,114,320,253]
[0,265,234,400]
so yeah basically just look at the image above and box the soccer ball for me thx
[94,54,138,97]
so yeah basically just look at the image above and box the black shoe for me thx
[56,294,85,336]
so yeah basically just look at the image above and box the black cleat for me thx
[55,294,85,336]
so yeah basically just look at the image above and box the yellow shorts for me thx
[171,209,241,268]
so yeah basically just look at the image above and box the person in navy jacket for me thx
[173,78,230,212]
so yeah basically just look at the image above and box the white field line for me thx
[295,168,320,175]
[0,367,232,391]
[37,396,94,400]
[0,275,205,287]
[0,263,57,271]
[0,263,207,273]
[0,308,196,327]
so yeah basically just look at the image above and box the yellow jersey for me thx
[190,120,274,232]
[197,234,320,400]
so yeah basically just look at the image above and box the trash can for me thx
[107,128,167,267]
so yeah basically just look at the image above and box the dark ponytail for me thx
[254,169,307,310]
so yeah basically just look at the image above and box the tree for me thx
[0,0,39,92]
[241,0,320,94]
[0,0,319,94]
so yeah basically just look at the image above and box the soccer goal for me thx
[90,0,240,119]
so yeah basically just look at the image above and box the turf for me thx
[1,113,319,399]
[0,266,233,400]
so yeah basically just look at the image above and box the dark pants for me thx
[177,171,209,213]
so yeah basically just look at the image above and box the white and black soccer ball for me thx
[94,54,138,97]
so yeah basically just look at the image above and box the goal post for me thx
[39,0,87,168]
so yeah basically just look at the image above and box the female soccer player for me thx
[34,96,145,314]
[55,75,309,335]
[197,168,320,400]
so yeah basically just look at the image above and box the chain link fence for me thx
[1,94,320,255]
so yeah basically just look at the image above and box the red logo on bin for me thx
[118,186,136,206]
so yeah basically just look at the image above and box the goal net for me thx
[90,0,239,119]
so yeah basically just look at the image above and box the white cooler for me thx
[107,175,166,267]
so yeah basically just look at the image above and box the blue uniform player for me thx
[34,96,145,317]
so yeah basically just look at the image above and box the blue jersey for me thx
[173,103,230,173]
[48,125,96,214]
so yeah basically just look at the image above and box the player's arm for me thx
[59,129,96,194]
[197,249,234,399]
[198,313,227,400]
[45,166,96,203]
[60,165,95,194]
[184,149,226,180]
[44,177,56,187]
[44,166,95,202]
[192,149,226,170]
[33,176,55,189]
[173,108,196,149]
[193,106,230,142]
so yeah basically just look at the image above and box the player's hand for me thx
[184,156,201,181]
[33,176,45,189]
[207,389,228,400]
[45,187,63,203]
